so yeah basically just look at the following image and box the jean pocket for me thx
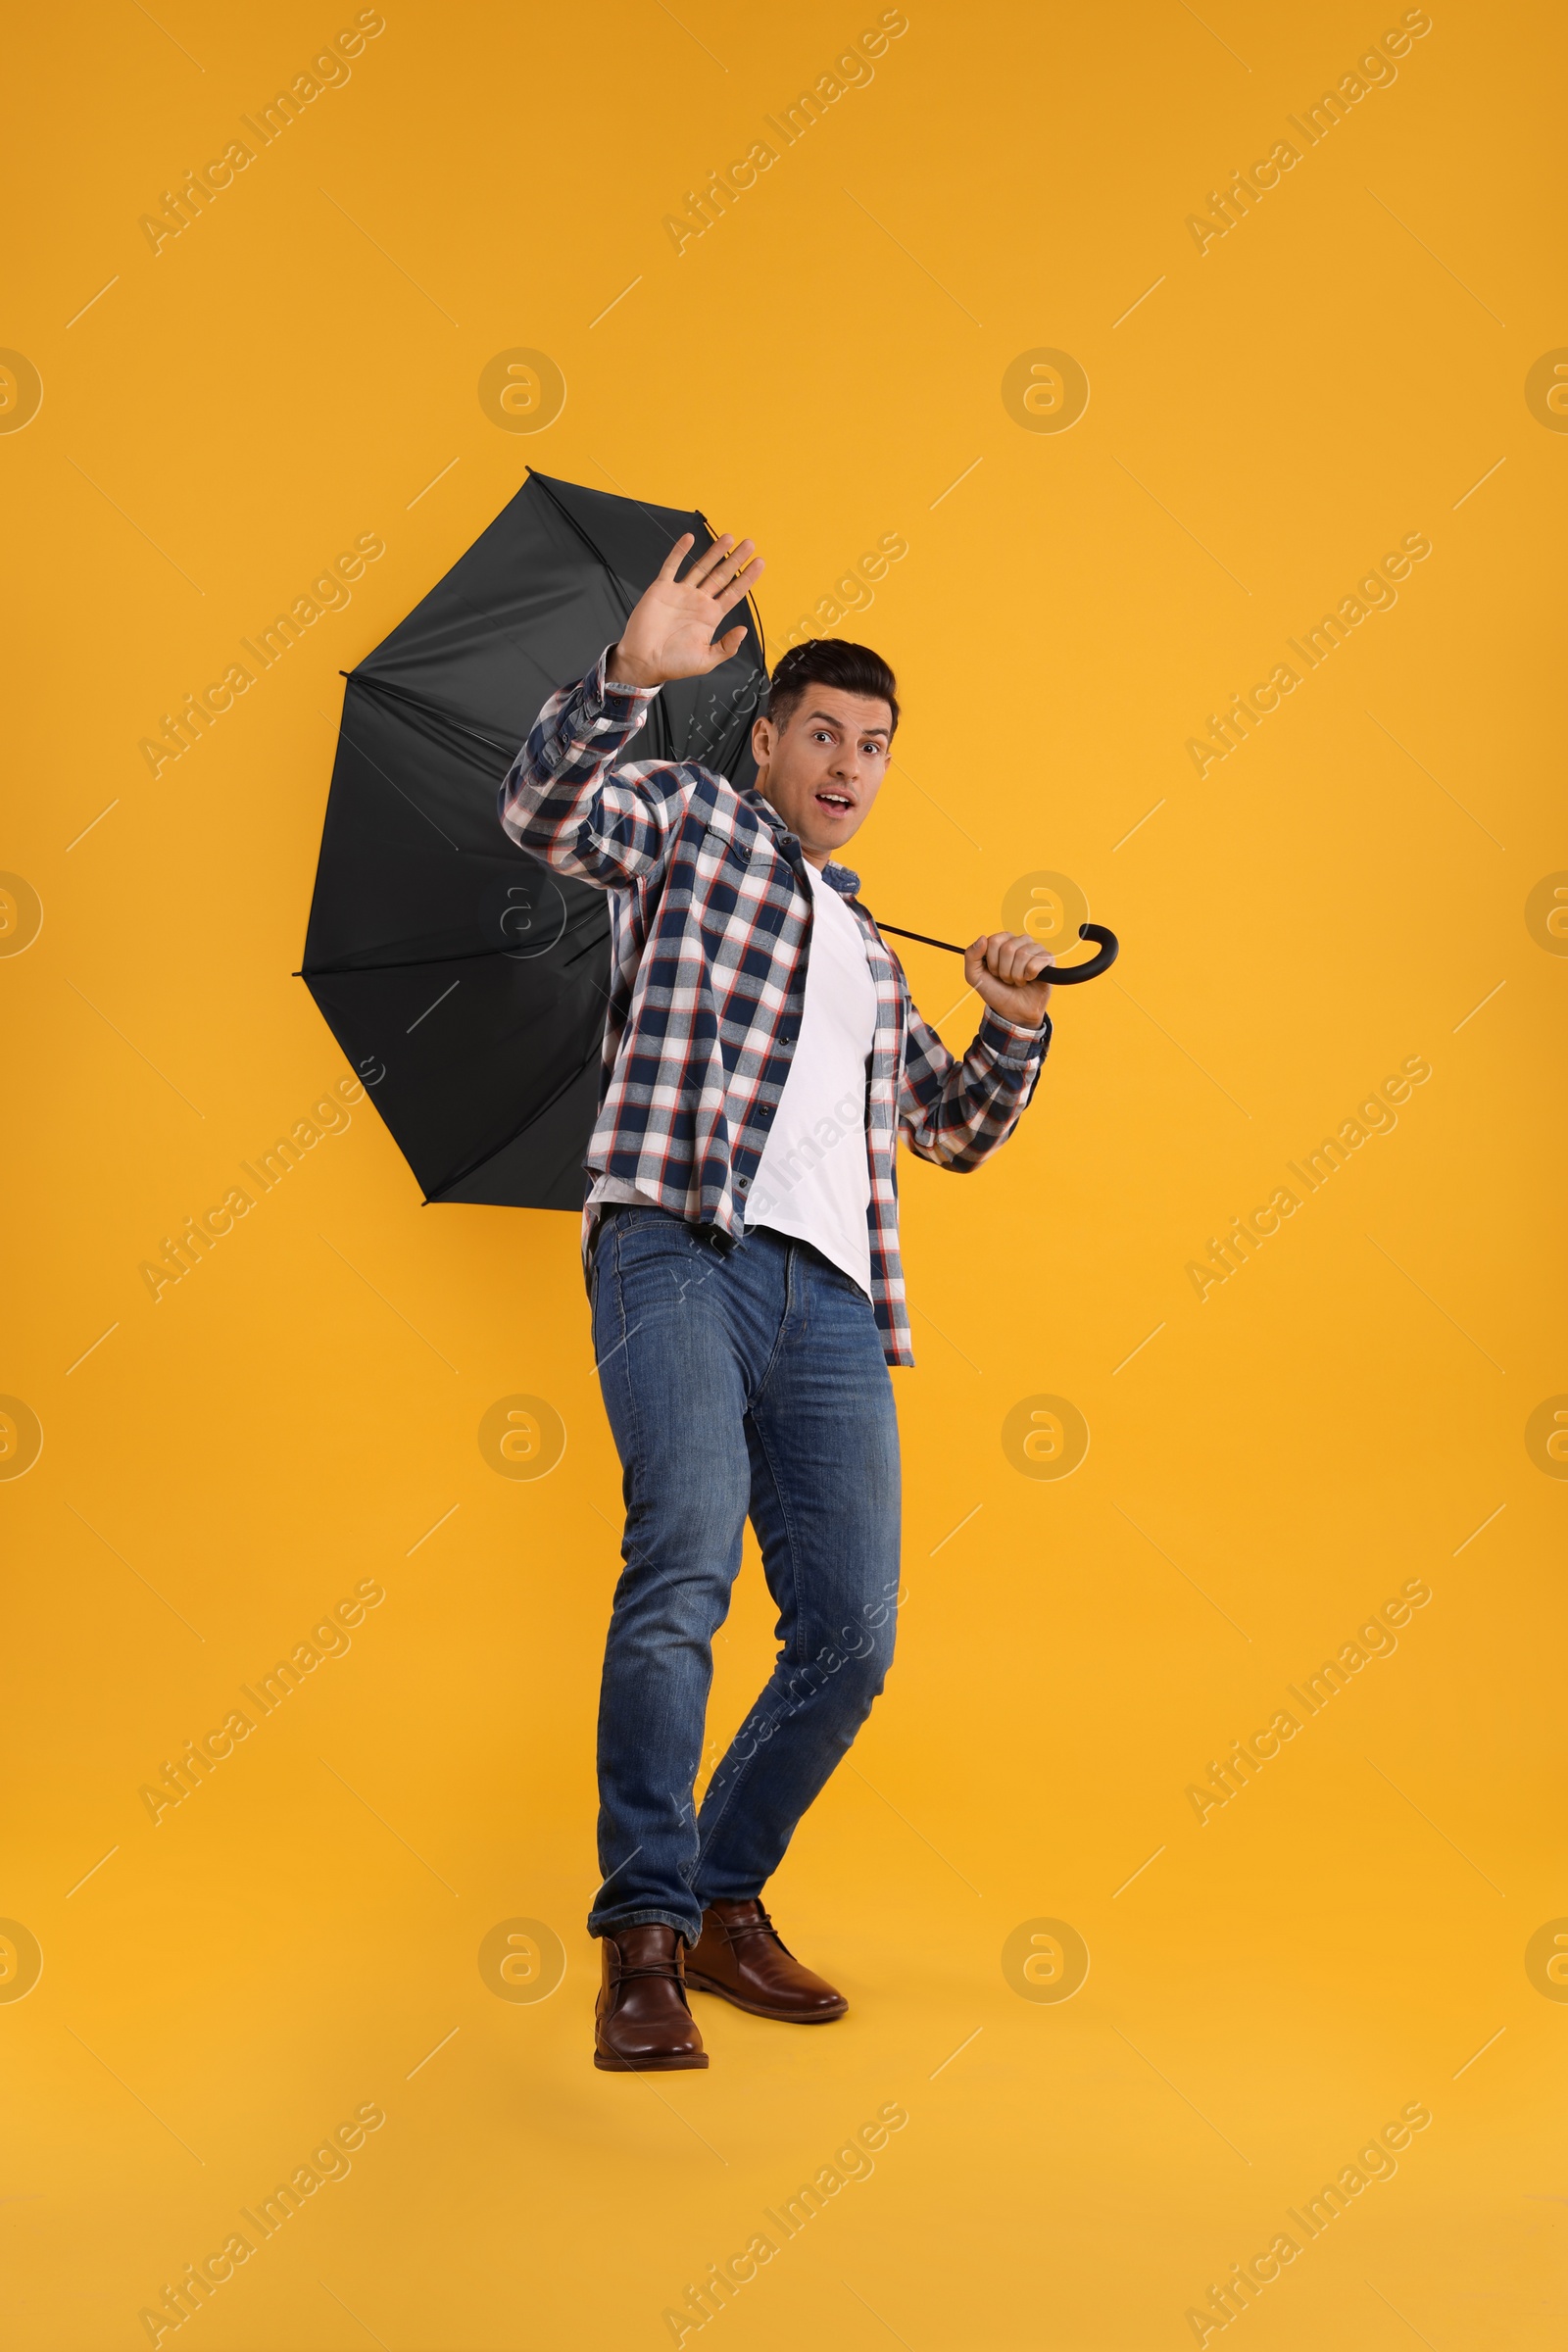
[796,1240,869,1299]
[827,1268,873,1310]
[606,1209,703,1270]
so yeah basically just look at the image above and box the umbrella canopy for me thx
[300,470,768,1209]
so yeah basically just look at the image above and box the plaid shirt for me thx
[498,649,1052,1366]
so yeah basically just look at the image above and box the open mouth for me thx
[814,791,855,815]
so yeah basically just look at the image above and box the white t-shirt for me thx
[591,861,877,1296]
[747,862,876,1293]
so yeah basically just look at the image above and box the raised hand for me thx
[607,532,765,691]
[963,932,1054,1029]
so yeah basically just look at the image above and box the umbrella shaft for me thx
[876,922,966,956]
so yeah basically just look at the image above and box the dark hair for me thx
[766,638,900,737]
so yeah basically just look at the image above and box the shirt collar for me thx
[739,788,860,897]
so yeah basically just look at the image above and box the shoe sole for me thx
[594,2049,710,2071]
[685,1973,847,2023]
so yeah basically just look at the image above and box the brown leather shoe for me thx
[594,1925,710,2071]
[685,1899,848,2023]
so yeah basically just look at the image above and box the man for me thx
[499,529,1055,2071]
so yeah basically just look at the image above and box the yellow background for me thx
[5,1,1565,2344]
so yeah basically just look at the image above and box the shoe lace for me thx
[723,1903,786,1949]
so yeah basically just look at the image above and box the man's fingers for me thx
[983,932,1054,985]
[657,531,695,582]
[683,532,743,592]
[705,542,759,606]
[701,625,747,665]
[686,536,760,605]
[692,628,746,675]
[711,553,764,615]
[700,624,750,669]
[1005,936,1054,982]
[682,532,733,588]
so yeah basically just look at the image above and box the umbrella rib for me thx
[322,713,464,852]
[525,469,637,621]
[300,921,610,980]
[583,456,699,554]
[344,670,519,761]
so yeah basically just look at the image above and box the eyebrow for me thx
[804,709,891,739]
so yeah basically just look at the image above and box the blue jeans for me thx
[586,1208,902,1945]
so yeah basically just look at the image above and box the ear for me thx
[751,712,775,767]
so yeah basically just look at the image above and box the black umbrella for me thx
[299,469,769,1209]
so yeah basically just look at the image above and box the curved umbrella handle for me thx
[1047,921,1119,984]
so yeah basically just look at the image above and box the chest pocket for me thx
[690,813,772,931]
[697,816,758,877]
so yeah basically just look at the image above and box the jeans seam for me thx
[692,1701,779,1876]
[749,1234,798,1406]
[750,1403,812,1673]
[691,1405,811,1880]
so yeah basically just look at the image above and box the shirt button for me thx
[736,1177,750,1192]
